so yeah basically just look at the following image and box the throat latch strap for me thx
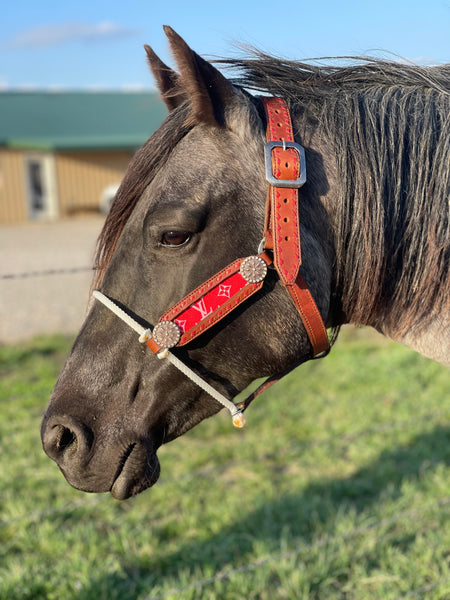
[262,97,329,356]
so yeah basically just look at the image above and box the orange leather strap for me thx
[263,96,302,284]
[262,97,329,356]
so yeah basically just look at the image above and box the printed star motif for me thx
[217,284,232,299]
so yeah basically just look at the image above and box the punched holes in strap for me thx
[263,97,304,286]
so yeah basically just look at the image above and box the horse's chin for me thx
[110,443,161,500]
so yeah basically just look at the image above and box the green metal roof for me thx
[0,91,167,151]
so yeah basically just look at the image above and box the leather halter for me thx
[146,98,329,366]
[95,98,329,426]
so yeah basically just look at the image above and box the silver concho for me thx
[239,255,268,283]
[152,320,181,348]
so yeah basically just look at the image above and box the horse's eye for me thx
[160,231,191,247]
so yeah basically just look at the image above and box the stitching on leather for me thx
[178,281,264,345]
[161,258,242,321]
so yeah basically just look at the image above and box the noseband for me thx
[94,97,329,427]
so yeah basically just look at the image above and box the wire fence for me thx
[0,266,93,280]
[0,264,96,343]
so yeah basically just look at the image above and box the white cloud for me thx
[1,21,140,50]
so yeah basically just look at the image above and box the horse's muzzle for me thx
[41,413,160,499]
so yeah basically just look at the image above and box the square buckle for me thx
[264,141,306,188]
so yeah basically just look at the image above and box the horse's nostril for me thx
[41,415,93,465]
[56,426,77,452]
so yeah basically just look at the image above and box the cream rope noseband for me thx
[92,291,246,427]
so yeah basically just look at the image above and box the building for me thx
[0,91,167,223]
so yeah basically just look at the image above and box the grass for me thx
[0,328,449,599]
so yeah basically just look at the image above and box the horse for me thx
[41,26,450,500]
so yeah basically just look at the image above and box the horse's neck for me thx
[305,129,450,369]
[377,312,450,367]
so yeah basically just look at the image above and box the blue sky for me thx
[1,0,449,89]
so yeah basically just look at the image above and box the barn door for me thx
[25,154,58,220]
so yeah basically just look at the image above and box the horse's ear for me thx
[144,45,186,111]
[163,25,237,127]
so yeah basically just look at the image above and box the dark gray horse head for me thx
[41,27,334,499]
[41,27,450,499]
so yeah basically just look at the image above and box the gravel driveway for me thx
[0,217,105,344]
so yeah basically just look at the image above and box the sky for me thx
[1,0,449,90]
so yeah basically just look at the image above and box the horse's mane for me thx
[222,54,450,333]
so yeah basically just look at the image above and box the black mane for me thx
[220,53,450,101]
[222,54,450,333]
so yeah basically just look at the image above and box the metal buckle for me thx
[264,140,306,188]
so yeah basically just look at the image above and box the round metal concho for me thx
[152,320,181,349]
[240,255,268,284]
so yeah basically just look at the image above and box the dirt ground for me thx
[0,216,105,344]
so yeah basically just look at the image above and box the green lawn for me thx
[0,329,449,599]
